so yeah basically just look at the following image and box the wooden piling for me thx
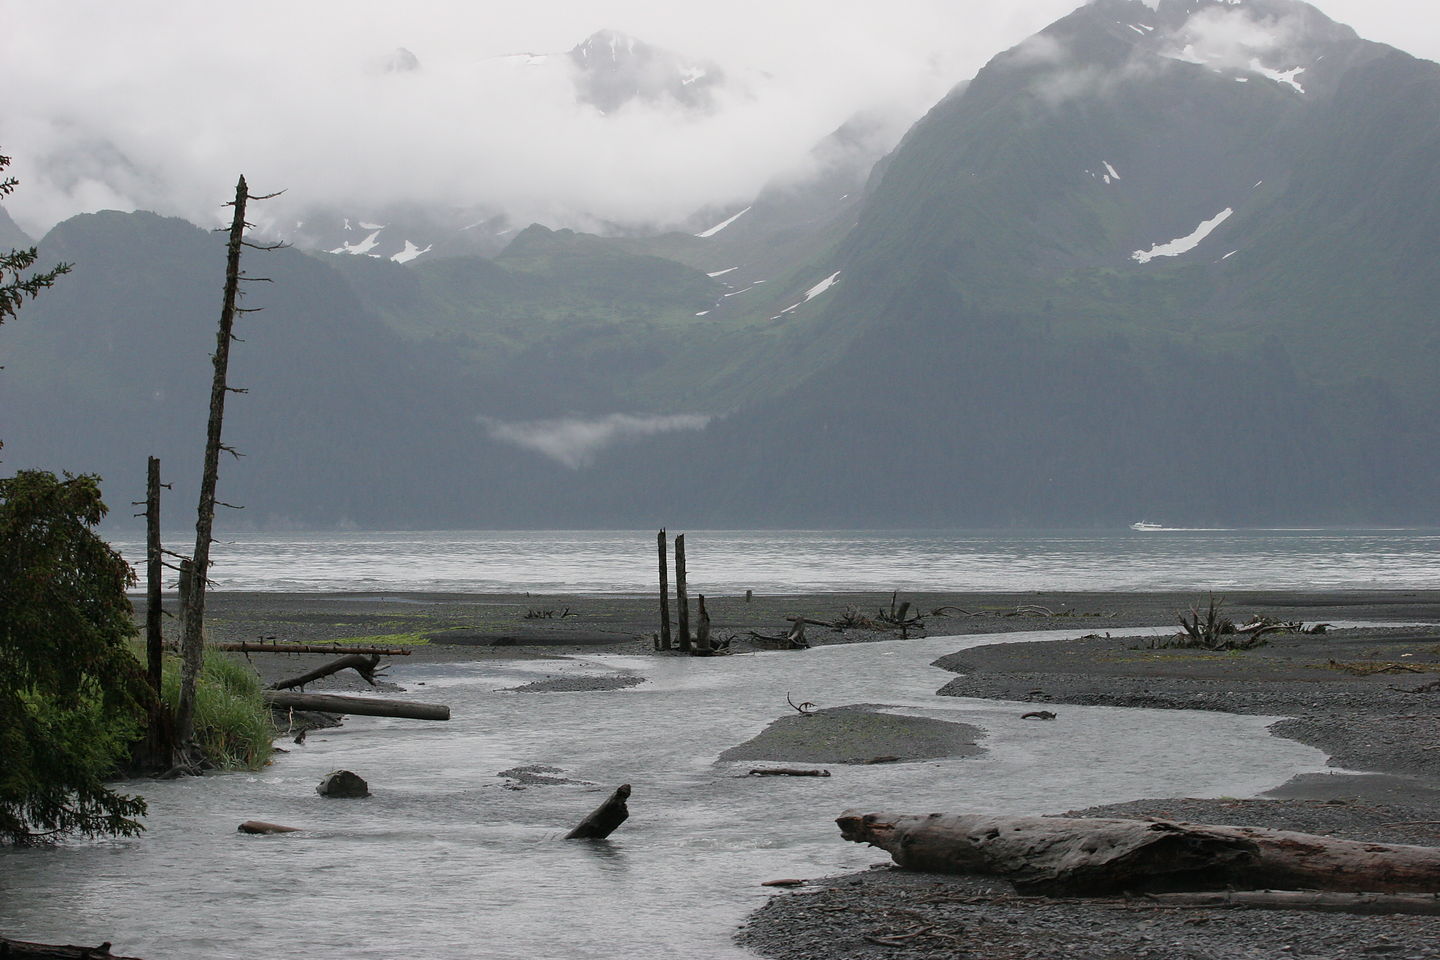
[657,529,672,650]
[675,534,691,653]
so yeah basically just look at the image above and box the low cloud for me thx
[0,1,1086,238]
[480,412,711,468]
[1165,5,1306,72]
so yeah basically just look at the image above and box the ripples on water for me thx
[0,629,1333,959]
[108,528,1440,593]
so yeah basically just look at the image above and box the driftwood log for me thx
[268,654,383,691]
[837,812,1440,895]
[564,784,631,840]
[166,640,412,656]
[264,691,449,721]
[0,938,144,960]
[748,768,831,778]
[237,820,300,834]
[1135,890,1440,916]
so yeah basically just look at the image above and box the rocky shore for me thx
[738,613,1440,960]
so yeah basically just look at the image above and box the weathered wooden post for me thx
[657,529,672,650]
[696,594,712,651]
[177,557,193,628]
[675,534,691,653]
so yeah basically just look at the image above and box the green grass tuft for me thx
[161,653,276,770]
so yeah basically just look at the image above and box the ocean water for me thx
[110,527,1440,594]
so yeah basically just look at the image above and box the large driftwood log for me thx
[166,640,412,656]
[564,784,631,839]
[837,812,1440,895]
[1136,890,1440,916]
[0,938,145,959]
[264,691,449,721]
[268,654,382,691]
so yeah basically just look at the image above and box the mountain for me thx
[6,0,1439,529]
[0,205,31,250]
[568,29,724,114]
[0,211,596,528]
[650,0,1440,526]
[273,29,734,264]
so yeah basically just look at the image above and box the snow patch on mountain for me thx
[391,241,433,264]
[330,229,382,256]
[1131,208,1233,264]
[770,270,842,319]
[696,206,751,238]
[707,266,738,277]
[804,271,841,300]
[1251,62,1305,92]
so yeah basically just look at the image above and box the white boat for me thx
[1130,521,1164,531]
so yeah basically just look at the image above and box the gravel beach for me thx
[150,588,1440,960]
[737,601,1440,960]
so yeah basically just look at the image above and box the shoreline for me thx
[146,589,1440,960]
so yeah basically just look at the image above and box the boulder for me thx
[316,769,370,798]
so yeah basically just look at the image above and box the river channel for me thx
[0,627,1332,959]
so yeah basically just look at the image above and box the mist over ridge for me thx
[4,0,1440,530]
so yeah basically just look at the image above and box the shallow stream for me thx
[0,628,1333,959]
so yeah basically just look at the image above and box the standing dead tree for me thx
[130,456,175,771]
[174,176,281,759]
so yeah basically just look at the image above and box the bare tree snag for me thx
[564,784,631,839]
[675,534,691,653]
[836,812,1440,895]
[176,176,253,753]
[144,456,164,694]
[131,455,176,773]
[268,654,383,691]
[657,529,672,650]
[263,691,449,721]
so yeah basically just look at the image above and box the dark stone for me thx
[316,769,370,798]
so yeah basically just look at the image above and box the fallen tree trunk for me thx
[167,640,412,656]
[237,820,301,834]
[0,938,145,959]
[837,812,1440,895]
[263,691,449,721]
[269,654,382,691]
[564,784,631,839]
[1134,890,1440,916]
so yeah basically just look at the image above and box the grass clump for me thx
[161,653,275,770]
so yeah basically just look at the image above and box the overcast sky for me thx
[1,0,1434,237]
